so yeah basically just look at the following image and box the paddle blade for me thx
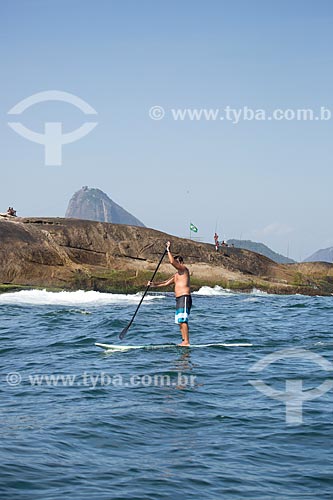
[119,325,130,340]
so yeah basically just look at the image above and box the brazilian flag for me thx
[190,223,198,233]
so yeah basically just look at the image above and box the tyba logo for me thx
[248,348,333,425]
[7,90,98,166]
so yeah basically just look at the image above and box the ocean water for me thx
[1,287,333,499]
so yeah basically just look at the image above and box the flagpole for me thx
[187,190,191,240]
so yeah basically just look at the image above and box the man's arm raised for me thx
[166,241,185,271]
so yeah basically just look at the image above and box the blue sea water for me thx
[1,287,333,500]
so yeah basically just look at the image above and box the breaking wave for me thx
[193,285,235,296]
[0,289,165,306]
[194,286,271,297]
[251,288,269,296]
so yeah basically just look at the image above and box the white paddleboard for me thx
[95,342,252,351]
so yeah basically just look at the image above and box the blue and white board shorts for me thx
[175,295,192,324]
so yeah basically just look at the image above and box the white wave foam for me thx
[193,285,235,296]
[251,288,269,296]
[0,289,165,306]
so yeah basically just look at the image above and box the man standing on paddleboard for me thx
[148,241,192,346]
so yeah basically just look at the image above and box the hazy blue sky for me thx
[2,0,332,260]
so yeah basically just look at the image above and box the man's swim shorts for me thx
[175,295,192,324]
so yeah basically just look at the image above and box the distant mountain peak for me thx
[303,246,333,263]
[227,239,295,264]
[65,187,145,227]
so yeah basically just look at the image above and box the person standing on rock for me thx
[214,232,219,252]
[148,241,192,346]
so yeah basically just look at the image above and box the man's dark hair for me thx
[174,255,184,263]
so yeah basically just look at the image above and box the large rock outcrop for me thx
[65,187,145,227]
[0,217,333,295]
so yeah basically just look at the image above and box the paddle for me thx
[119,248,168,339]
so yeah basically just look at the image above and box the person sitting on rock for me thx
[7,207,17,216]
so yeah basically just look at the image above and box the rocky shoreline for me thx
[0,217,332,296]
